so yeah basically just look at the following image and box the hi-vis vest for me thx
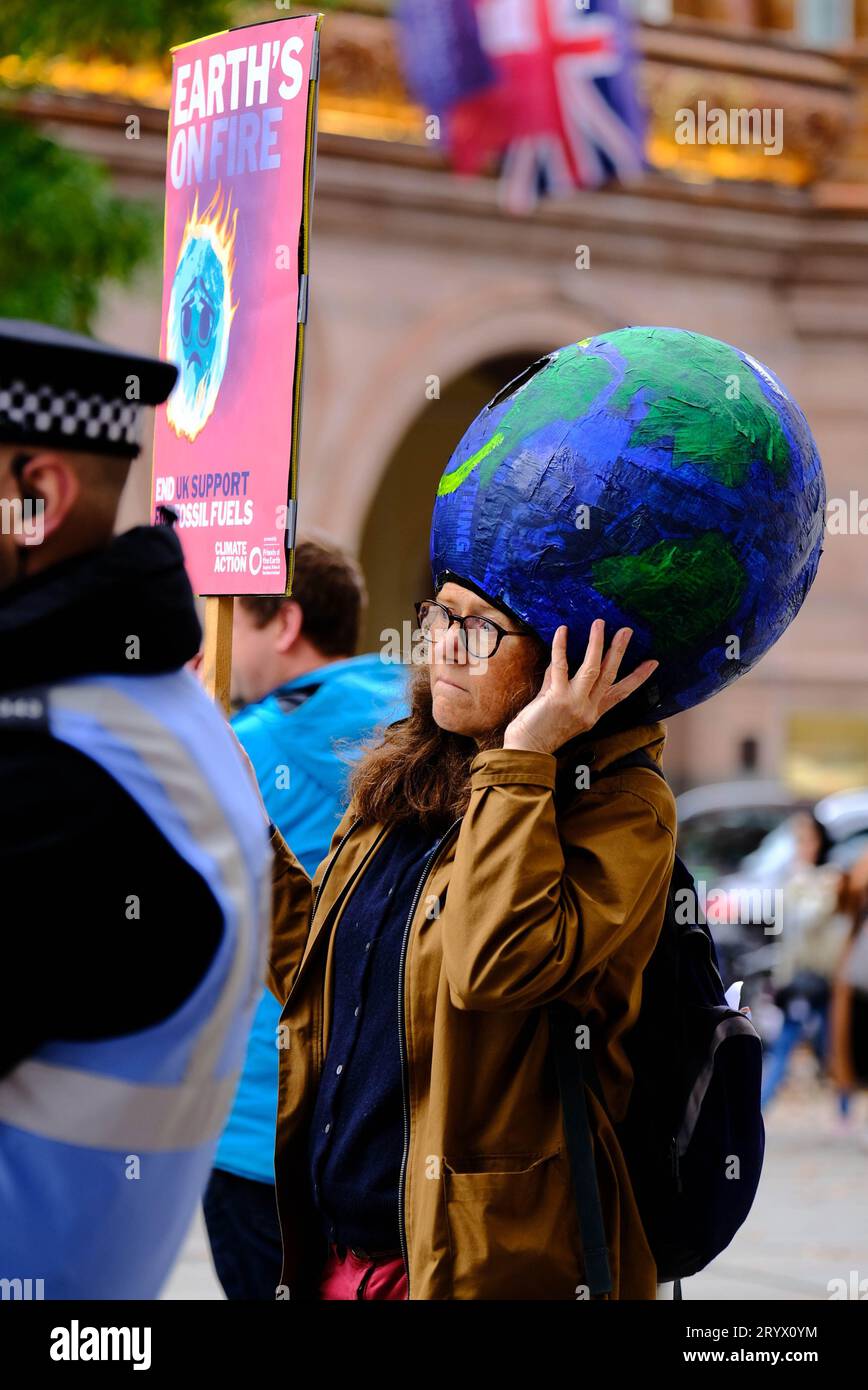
[0,671,271,1300]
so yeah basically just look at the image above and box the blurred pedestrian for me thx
[760,812,849,1112]
[828,846,868,1134]
[0,320,271,1298]
[202,538,407,1300]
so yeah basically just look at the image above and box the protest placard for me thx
[152,13,322,706]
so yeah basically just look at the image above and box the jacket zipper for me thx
[397,818,462,1299]
[315,818,395,1081]
[312,817,362,925]
[275,816,360,1297]
[314,820,405,1289]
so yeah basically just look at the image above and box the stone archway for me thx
[358,352,535,654]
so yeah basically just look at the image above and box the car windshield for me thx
[740,818,868,880]
[677,806,795,882]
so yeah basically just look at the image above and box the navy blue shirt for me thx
[308,819,443,1251]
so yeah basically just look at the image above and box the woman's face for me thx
[425,580,544,742]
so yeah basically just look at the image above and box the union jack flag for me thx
[397,0,646,214]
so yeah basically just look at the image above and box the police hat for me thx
[0,318,178,460]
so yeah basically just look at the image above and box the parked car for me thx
[676,780,810,884]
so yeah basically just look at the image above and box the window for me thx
[797,0,853,46]
[624,0,674,21]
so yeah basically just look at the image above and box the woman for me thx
[264,325,825,1300]
[266,578,673,1301]
[760,812,848,1112]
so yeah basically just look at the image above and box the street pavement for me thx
[162,1046,868,1301]
[677,1051,868,1302]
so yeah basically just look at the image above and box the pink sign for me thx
[153,15,321,594]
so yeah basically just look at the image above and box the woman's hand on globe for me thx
[503,620,658,756]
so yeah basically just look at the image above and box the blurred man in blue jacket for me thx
[203,537,407,1299]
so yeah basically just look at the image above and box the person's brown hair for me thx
[239,537,366,657]
[348,644,547,828]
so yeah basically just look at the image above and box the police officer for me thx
[0,319,271,1299]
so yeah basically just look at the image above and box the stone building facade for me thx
[8,0,868,790]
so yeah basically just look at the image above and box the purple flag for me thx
[395,0,495,115]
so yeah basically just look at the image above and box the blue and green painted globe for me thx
[431,326,825,719]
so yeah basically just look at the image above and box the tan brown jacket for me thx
[267,719,677,1300]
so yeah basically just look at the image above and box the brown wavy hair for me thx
[348,649,548,828]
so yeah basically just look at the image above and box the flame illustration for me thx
[178,184,239,320]
[165,184,239,442]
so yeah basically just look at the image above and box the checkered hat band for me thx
[0,378,143,450]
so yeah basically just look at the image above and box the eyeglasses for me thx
[415,599,534,660]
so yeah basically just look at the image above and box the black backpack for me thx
[549,748,765,1300]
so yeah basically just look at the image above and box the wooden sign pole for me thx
[202,595,234,715]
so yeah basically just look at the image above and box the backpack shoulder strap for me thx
[549,1001,613,1298]
[550,744,667,1297]
[592,747,665,782]
[555,743,666,809]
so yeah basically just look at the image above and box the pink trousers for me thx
[318,1243,408,1300]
